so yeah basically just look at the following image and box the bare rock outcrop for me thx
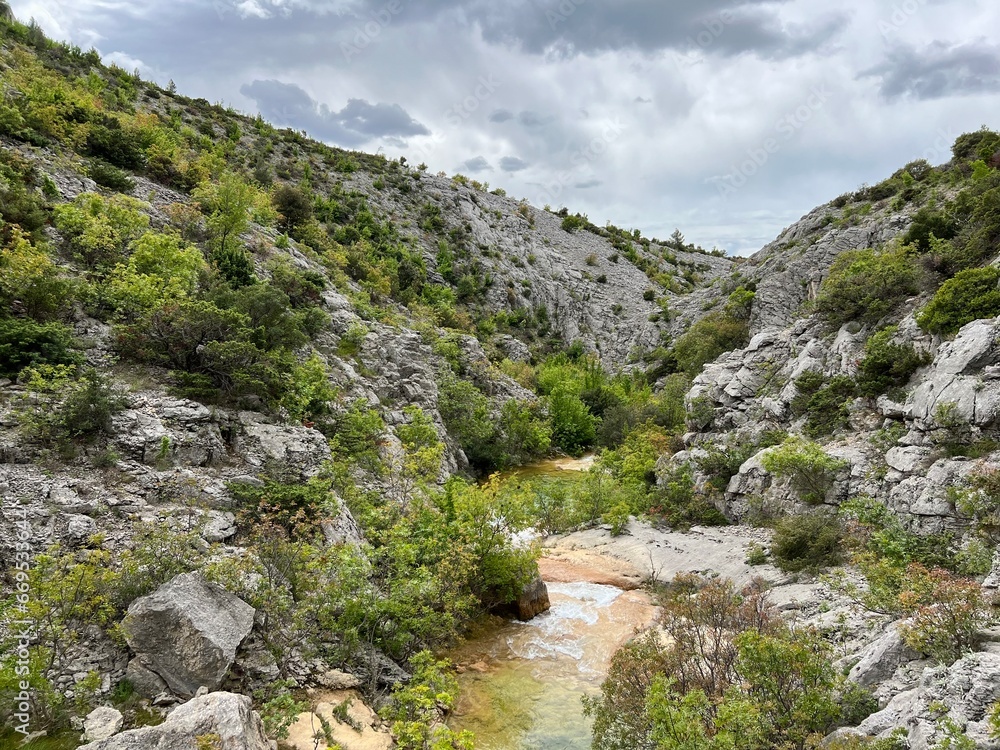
[77,691,270,750]
[850,652,1000,750]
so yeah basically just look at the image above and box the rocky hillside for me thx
[4,10,1000,750]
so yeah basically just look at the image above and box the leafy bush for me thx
[102,231,206,319]
[86,158,135,192]
[857,327,930,398]
[437,373,495,470]
[230,476,338,540]
[956,468,1000,544]
[326,399,386,472]
[916,266,1000,334]
[696,431,786,492]
[0,317,80,378]
[952,127,1000,163]
[903,207,958,253]
[761,437,847,504]
[771,512,843,572]
[53,192,149,271]
[85,120,148,170]
[672,312,749,376]
[790,372,857,437]
[193,171,274,255]
[272,183,313,234]
[380,651,473,750]
[561,213,588,232]
[0,148,50,239]
[948,172,1000,272]
[815,247,919,328]
[548,383,597,454]
[896,564,989,664]
[0,227,75,320]
[587,574,870,750]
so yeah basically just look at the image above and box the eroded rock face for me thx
[847,622,920,689]
[851,653,1000,750]
[906,319,1000,429]
[122,573,255,698]
[76,692,270,750]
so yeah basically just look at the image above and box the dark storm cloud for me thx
[518,111,554,128]
[356,0,848,59]
[500,156,530,172]
[489,109,515,123]
[861,41,1000,100]
[461,156,493,172]
[240,80,428,146]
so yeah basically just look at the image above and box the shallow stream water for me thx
[447,581,657,750]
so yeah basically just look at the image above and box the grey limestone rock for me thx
[122,573,255,698]
[77,692,270,750]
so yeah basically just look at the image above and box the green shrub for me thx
[211,244,257,288]
[896,564,989,664]
[0,228,75,320]
[326,399,386,472]
[0,149,50,239]
[916,266,1000,334]
[761,437,847,504]
[696,431,786,492]
[857,327,929,397]
[548,383,597,454]
[903,207,958,253]
[0,317,80,378]
[771,512,843,572]
[272,183,313,234]
[948,172,1000,272]
[53,192,149,271]
[53,368,129,441]
[86,158,135,192]
[230,476,337,540]
[103,232,206,319]
[672,313,749,376]
[16,366,128,444]
[589,575,869,750]
[952,127,1000,163]
[791,372,857,437]
[85,121,148,170]
[815,247,919,328]
[807,375,856,437]
[561,214,588,232]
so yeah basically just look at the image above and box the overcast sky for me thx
[11,0,1000,255]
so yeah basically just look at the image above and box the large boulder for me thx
[77,691,270,750]
[512,575,551,621]
[847,621,920,688]
[122,573,255,698]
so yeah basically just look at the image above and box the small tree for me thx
[761,437,847,504]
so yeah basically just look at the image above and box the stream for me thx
[447,453,656,750]
[447,581,657,750]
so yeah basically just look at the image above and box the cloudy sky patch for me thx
[10,0,1000,255]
